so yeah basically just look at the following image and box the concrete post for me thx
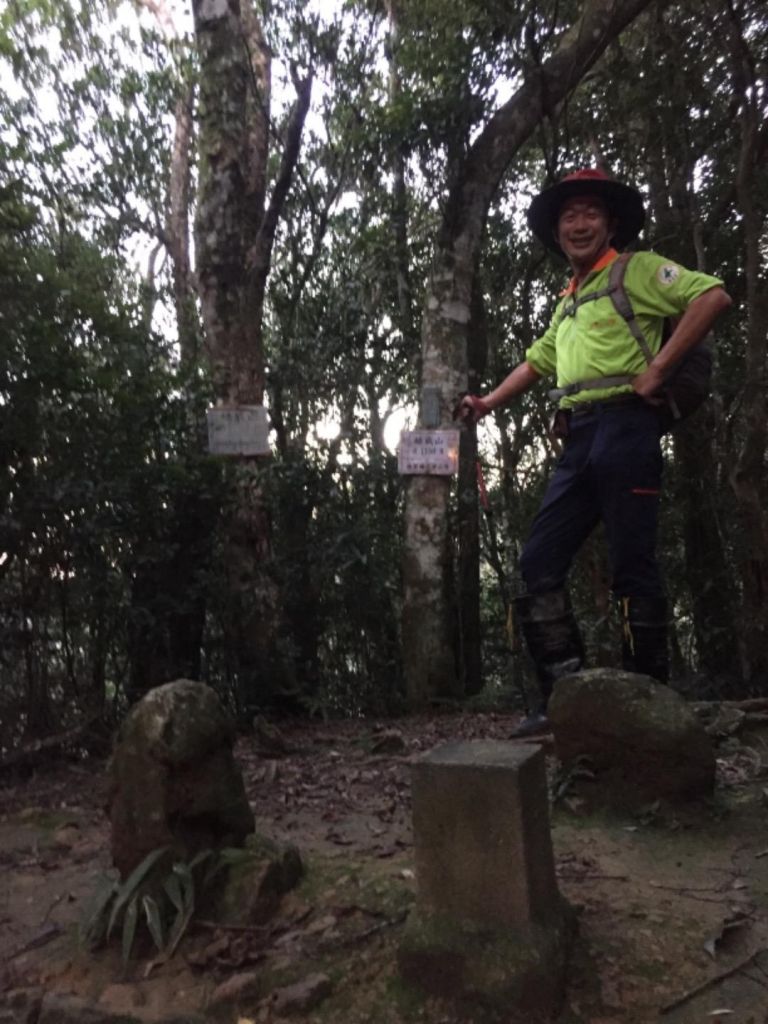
[399,741,572,1021]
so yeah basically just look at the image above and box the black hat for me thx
[527,168,645,256]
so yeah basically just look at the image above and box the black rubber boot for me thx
[619,594,669,683]
[509,710,552,739]
[511,589,585,737]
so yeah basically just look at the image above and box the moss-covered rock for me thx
[549,668,715,804]
[218,834,303,925]
[108,680,254,878]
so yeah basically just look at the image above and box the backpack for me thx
[548,253,713,433]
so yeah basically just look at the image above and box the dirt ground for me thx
[2,712,768,1023]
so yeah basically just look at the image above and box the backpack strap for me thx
[560,282,618,319]
[608,253,654,364]
[548,374,634,402]
[608,253,680,421]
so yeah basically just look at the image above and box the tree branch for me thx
[442,0,655,255]
[249,70,313,290]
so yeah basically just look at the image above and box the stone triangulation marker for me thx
[398,741,572,1022]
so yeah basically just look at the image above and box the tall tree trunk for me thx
[126,79,216,702]
[385,0,418,365]
[457,279,487,695]
[640,50,740,687]
[192,0,311,711]
[722,0,768,689]
[402,0,655,706]
[167,83,199,370]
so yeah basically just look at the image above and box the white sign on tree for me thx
[206,406,271,456]
[398,430,460,476]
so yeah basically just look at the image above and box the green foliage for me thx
[81,846,229,962]
[0,175,226,736]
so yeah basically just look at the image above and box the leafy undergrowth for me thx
[2,713,768,1022]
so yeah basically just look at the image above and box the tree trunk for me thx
[192,0,311,711]
[640,60,740,687]
[722,0,768,689]
[402,0,655,706]
[385,0,418,366]
[457,279,487,695]
[126,79,217,703]
[167,83,199,369]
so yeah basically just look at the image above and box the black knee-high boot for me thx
[511,589,585,736]
[619,595,668,683]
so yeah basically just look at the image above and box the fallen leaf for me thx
[187,935,230,967]
[703,911,752,959]
[325,830,354,846]
[304,913,337,935]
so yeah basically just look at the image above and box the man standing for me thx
[459,169,731,736]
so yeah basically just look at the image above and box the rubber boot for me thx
[619,594,669,683]
[511,589,585,737]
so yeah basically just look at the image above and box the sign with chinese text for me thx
[398,429,460,476]
[206,405,271,456]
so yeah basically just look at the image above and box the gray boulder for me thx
[549,668,715,803]
[108,680,254,878]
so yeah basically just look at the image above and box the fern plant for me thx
[81,846,229,962]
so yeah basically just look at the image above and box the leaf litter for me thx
[3,712,768,1021]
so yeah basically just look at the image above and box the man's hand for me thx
[454,394,491,424]
[632,364,666,406]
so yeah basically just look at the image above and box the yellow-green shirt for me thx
[525,249,723,408]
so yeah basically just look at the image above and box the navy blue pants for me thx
[519,400,665,600]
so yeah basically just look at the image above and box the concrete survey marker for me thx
[399,741,572,1021]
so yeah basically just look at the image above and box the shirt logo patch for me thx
[657,264,680,286]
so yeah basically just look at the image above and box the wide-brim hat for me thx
[527,168,645,257]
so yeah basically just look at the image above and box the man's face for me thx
[556,195,615,268]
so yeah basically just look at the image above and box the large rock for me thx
[109,680,254,878]
[549,669,715,803]
[219,837,304,925]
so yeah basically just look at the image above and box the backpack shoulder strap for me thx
[607,253,654,365]
[609,252,682,422]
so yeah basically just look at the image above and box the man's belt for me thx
[547,374,634,402]
[568,394,643,416]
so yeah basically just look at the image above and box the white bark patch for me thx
[427,295,440,310]
[197,0,230,23]
[421,353,461,388]
[411,506,446,580]
[440,300,470,324]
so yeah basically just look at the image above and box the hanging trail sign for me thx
[206,405,271,456]
[398,429,460,476]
